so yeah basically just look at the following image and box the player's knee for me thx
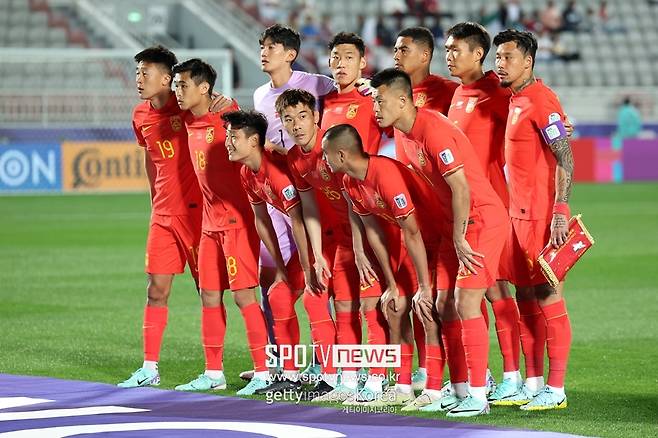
[232,289,257,308]
[200,289,222,307]
[335,299,358,313]
[146,282,170,304]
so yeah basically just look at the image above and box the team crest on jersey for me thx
[170,115,182,132]
[264,184,277,201]
[374,192,386,209]
[415,92,427,107]
[346,104,359,119]
[466,97,478,113]
[205,127,214,143]
[417,150,427,166]
[511,106,522,125]
[319,165,331,181]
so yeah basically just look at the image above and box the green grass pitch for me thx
[1,182,657,437]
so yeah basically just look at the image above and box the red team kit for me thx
[120,23,592,417]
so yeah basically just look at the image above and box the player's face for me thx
[393,36,425,75]
[281,103,319,149]
[225,125,254,162]
[135,61,171,100]
[174,71,207,110]
[373,85,401,128]
[329,44,366,87]
[321,139,344,173]
[445,36,480,78]
[495,41,531,88]
[260,38,295,73]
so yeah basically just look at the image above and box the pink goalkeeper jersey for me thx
[253,70,336,151]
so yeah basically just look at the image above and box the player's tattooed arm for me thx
[444,169,484,274]
[549,136,574,247]
[549,136,574,204]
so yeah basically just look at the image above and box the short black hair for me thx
[328,32,365,57]
[172,58,217,95]
[493,29,538,67]
[221,110,268,148]
[259,24,301,62]
[134,45,178,75]
[275,89,316,116]
[370,68,413,99]
[323,124,364,154]
[446,22,491,64]
[397,27,435,59]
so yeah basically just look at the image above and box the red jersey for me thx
[240,150,301,214]
[132,92,202,215]
[505,79,566,220]
[184,103,254,232]
[394,108,504,229]
[287,128,348,231]
[448,71,511,206]
[321,89,387,154]
[413,74,459,115]
[342,155,443,238]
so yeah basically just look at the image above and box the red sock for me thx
[517,299,547,378]
[303,292,337,373]
[481,299,490,330]
[441,319,468,383]
[364,309,389,375]
[396,343,414,385]
[461,316,489,387]
[202,306,226,371]
[492,297,521,372]
[239,302,269,372]
[267,282,300,370]
[336,310,362,372]
[425,344,445,390]
[143,306,168,362]
[541,300,572,388]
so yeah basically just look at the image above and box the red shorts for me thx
[198,226,260,291]
[436,206,509,290]
[145,213,201,276]
[507,217,551,287]
[330,242,382,301]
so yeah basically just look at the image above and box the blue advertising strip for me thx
[0,143,62,193]
[0,374,582,438]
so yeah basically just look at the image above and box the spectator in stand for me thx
[521,9,542,33]
[536,29,555,62]
[376,15,395,48]
[319,13,334,42]
[540,0,562,33]
[505,0,523,28]
[614,97,642,145]
[562,0,584,32]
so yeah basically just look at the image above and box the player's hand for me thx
[454,237,484,275]
[564,114,575,137]
[380,285,400,321]
[303,268,324,295]
[355,252,379,288]
[550,213,569,248]
[412,285,434,322]
[314,256,332,291]
[273,267,288,285]
[265,140,288,155]
[355,78,372,96]
[209,93,233,113]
